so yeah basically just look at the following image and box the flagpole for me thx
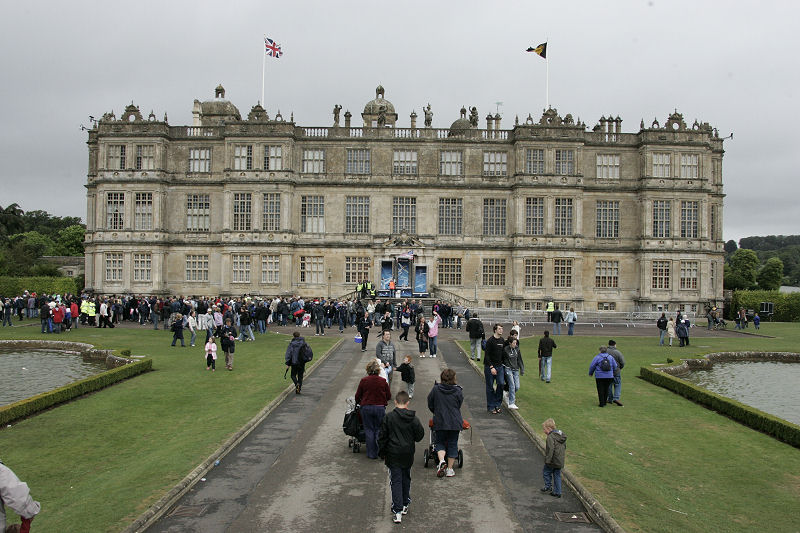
[546,56,549,110]
[261,36,266,107]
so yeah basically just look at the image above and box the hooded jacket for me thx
[378,407,425,468]
[544,429,567,469]
[427,382,464,431]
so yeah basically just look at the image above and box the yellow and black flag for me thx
[526,42,547,59]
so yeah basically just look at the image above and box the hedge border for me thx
[640,352,800,448]
[0,342,151,426]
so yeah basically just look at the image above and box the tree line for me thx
[0,203,85,277]
[724,235,800,290]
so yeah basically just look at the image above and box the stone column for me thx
[410,111,417,130]
[344,111,352,129]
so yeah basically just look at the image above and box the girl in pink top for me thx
[205,338,218,371]
[426,312,442,357]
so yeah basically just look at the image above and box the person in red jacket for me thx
[355,360,391,459]
[51,303,64,334]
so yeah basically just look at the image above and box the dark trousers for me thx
[290,363,306,390]
[595,378,614,406]
[172,332,185,346]
[388,465,411,513]
[206,354,216,370]
[399,325,409,341]
[484,365,505,411]
[360,329,370,351]
[360,404,385,459]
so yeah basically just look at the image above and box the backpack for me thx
[301,343,313,363]
[600,356,611,372]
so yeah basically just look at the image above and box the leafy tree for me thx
[724,239,738,254]
[0,203,25,239]
[724,248,759,290]
[8,231,57,258]
[757,257,785,290]
[55,225,85,256]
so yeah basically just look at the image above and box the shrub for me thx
[729,290,800,322]
[0,359,152,426]
[640,366,800,448]
[0,276,78,297]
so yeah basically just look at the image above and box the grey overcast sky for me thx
[1,0,798,244]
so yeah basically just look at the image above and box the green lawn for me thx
[0,323,338,532]
[491,323,800,533]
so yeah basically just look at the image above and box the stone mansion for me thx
[84,85,725,313]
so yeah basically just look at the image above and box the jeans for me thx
[659,329,666,345]
[469,338,482,360]
[41,319,48,333]
[152,314,159,330]
[608,375,621,402]
[543,464,562,495]
[406,381,415,398]
[316,319,325,335]
[568,322,574,335]
[504,367,520,405]
[172,333,185,347]
[484,365,505,411]
[428,335,438,356]
[540,356,552,381]
[189,330,197,346]
[2,314,11,327]
[360,404,385,459]
[388,465,411,514]
[553,322,561,335]
[257,319,266,334]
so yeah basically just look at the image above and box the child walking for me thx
[378,391,424,524]
[541,418,567,498]
[396,355,416,399]
[205,337,217,371]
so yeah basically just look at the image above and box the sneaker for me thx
[393,512,402,523]
[508,403,519,410]
[445,468,455,477]
[401,505,409,515]
[540,487,552,493]
[551,493,562,498]
[436,461,447,478]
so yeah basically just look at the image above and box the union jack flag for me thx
[265,37,282,58]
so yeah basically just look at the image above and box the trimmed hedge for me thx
[0,358,152,426]
[729,290,800,322]
[640,366,800,448]
[0,276,78,297]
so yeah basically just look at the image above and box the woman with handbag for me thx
[414,314,429,358]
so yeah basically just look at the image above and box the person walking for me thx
[427,368,464,478]
[415,315,429,358]
[219,318,238,370]
[285,331,312,394]
[399,311,411,341]
[378,390,425,524]
[355,360,392,460]
[375,330,398,383]
[606,340,625,406]
[426,311,442,358]
[465,312,485,361]
[483,324,506,414]
[589,346,618,407]
[537,330,557,383]
[357,311,372,352]
[170,313,186,347]
[502,337,525,409]
[667,317,676,346]
[565,307,577,335]
[551,306,563,335]
[657,313,668,345]
[187,310,198,347]
[205,336,217,371]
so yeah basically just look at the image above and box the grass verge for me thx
[0,324,337,532]
[460,323,800,533]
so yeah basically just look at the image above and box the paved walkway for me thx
[148,328,600,532]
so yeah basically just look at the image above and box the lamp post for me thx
[327,268,332,299]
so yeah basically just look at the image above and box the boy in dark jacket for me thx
[378,391,424,524]
[170,313,186,347]
[541,418,567,498]
[395,355,416,398]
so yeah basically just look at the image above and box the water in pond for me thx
[0,349,108,406]
[682,361,800,426]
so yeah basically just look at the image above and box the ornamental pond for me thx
[0,347,108,406]
[681,360,800,426]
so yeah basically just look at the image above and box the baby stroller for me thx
[342,396,366,453]
[422,418,470,468]
[714,316,727,330]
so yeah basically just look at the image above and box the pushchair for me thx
[342,396,366,453]
[714,317,727,330]
[422,418,470,468]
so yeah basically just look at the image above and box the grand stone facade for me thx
[84,85,725,313]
